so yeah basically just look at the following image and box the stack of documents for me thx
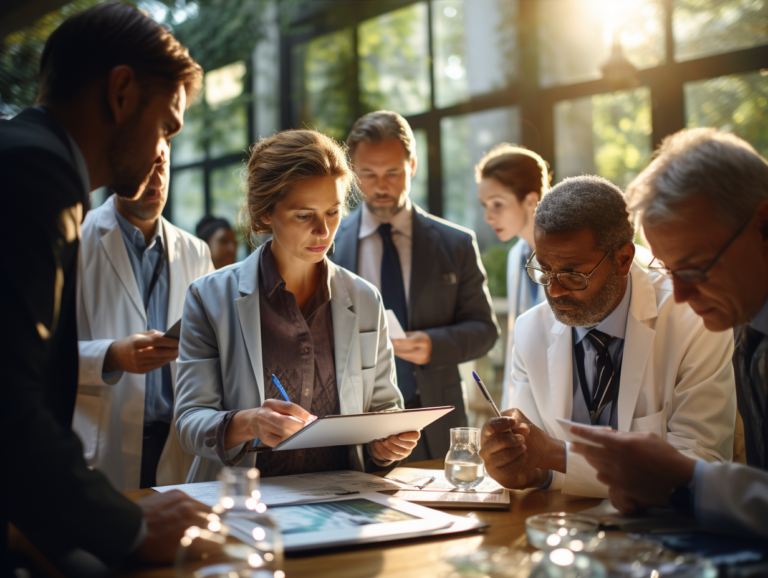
[154,470,403,507]
[384,467,511,509]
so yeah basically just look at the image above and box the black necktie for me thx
[378,223,417,404]
[584,329,617,425]
[737,325,767,469]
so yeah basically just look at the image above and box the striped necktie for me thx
[585,329,616,425]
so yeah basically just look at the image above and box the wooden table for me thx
[112,460,601,578]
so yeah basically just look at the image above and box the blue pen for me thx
[472,370,502,418]
[271,374,291,402]
[253,375,303,448]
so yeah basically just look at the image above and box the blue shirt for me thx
[113,202,173,423]
[516,240,544,317]
[571,275,632,429]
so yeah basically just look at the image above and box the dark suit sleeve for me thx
[423,232,499,368]
[2,148,143,566]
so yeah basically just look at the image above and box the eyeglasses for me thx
[526,251,610,291]
[648,217,752,285]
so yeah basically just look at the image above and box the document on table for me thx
[385,467,504,493]
[153,470,402,507]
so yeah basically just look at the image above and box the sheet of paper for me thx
[578,499,700,533]
[385,309,407,340]
[385,467,503,494]
[556,418,612,447]
[154,470,402,507]
[392,490,509,505]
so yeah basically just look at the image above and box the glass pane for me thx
[440,107,521,251]
[674,0,768,62]
[432,0,518,108]
[410,128,429,211]
[254,1,281,139]
[209,102,248,158]
[538,0,665,88]
[170,168,205,234]
[685,71,768,158]
[359,3,431,116]
[171,103,205,166]
[211,163,245,228]
[206,61,246,108]
[292,28,356,141]
[554,87,653,190]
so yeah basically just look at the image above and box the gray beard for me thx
[545,262,623,327]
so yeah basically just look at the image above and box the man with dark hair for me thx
[332,110,499,461]
[479,175,736,497]
[1,2,206,571]
[568,129,768,538]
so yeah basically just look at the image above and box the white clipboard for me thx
[265,406,455,452]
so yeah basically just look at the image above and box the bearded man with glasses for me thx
[566,129,768,538]
[479,175,736,498]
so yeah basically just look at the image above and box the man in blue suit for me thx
[331,110,499,461]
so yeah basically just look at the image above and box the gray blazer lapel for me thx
[329,265,360,414]
[332,208,361,274]
[234,247,265,402]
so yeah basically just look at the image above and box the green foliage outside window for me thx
[481,240,516,298]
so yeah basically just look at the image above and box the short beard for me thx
[114,184,165,222]
[107,109,156,199]
[364,195,407,219]
[546,259,623,327]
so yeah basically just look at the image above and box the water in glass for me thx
[444,427,485,489]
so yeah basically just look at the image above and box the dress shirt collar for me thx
[112,197,163,253]
[750,293,768,336]
[37,105,90,195]
[259,240,331,302]
[573,275,633,344]
[358,198,413,240]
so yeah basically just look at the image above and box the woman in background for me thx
[175,129,418,482]
[476,144,550,410]
[196,215,238,269]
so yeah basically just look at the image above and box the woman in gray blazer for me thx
[175,130,419,482]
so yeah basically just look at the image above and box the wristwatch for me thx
[669,476,696,516]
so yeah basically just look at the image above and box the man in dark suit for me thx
[331,110,499,461]
[2,4,208,572]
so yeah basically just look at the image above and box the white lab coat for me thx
[501,242,655,410]
[74,196,215,490]
[511,261,737,497]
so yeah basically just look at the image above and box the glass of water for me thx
[444,427,485,489]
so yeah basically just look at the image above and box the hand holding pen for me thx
[225,374,317,450]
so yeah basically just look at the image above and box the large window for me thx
[685,70,768,158]
[555,87,653,190]
[169,61,251,239]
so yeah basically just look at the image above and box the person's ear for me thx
[261,212,272,226]
[523,191,539,211]
[106,65,139,124]
[616,241,636,277]
[408,155,418,179]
